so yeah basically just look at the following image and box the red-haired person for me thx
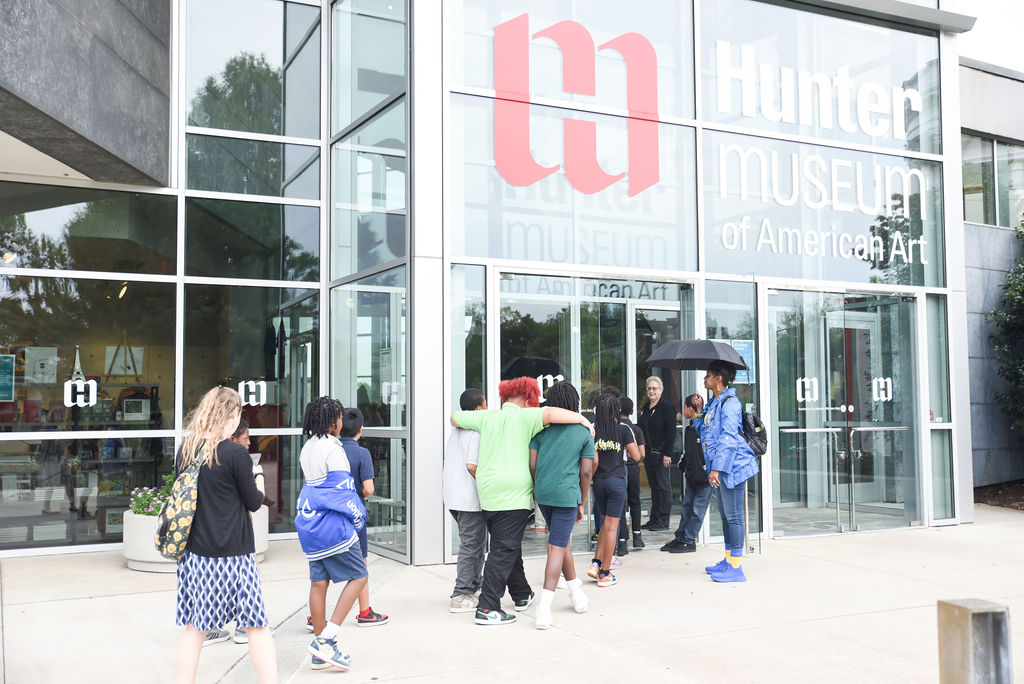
[450,377,594,626]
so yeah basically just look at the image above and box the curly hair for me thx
[302,396,344,438]
[231,417,249,439]
[499,377,540,406]
[544,381,579,412]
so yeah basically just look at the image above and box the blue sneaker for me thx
[307,636,351,671]
[310,655,332,671]
[704,558,729,574]
[710,564,746,583]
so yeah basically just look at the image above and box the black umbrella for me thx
[646,339,748,371]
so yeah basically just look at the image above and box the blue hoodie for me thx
[295,469,367,561]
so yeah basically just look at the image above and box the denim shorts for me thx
[592,476,627,520]
[308,546,367,583]
[538,504,577,548]
[357,526,368,558]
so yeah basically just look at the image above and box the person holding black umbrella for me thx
[701,361,759,583]
[638,377,676,531]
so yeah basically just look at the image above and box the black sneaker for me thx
[660,540,682,552]
[590,529,599,542]
[475,608,517,625]
[640,521,656,530]
[615,540,629,556]
[513,591,536,612]
[670,541,697,554]
[648,523,670,531]
[632,532,645,549]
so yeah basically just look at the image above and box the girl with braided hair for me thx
[527,381,595,628]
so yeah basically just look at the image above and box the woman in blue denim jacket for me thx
[701,361,759,583]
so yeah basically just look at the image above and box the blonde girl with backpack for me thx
[174,386,275,683]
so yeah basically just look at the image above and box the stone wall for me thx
[0,0,170,185]
[966,222,1024,486]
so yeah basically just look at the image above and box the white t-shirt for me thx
[299,435,351,483]
[442,428,481,512]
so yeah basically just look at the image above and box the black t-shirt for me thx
[639,401,677,456]
[594,423,635,480]
[621,419,644,470]
[175,440,265,557]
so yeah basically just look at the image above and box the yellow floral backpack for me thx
[154,452,203,561]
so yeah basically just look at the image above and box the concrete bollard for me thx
[937,599,1013,683]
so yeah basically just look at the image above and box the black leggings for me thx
[619,464,642,540]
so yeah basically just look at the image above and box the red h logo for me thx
[493,14,659,197]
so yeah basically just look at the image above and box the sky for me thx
[943,0,1024,73]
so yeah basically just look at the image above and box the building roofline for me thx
[791,0,975,33]
[960,57,1024,85]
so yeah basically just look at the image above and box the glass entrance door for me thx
[769,290,919,535]
[498,273,691,555]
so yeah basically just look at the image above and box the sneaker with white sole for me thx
[475,608,517,625]
[597,570,617,588]
[450,594,477,613]
[233,628,248,644]
[586,560,601,580]
[305,615,315,632]
[202,629,231,647]
[610,555,623,569]
[705,558,729,574]
[355,609,389,627]
[307,636,351,671]
[568,589,589,614]
[310,656,332,671]
[513,591,536,612]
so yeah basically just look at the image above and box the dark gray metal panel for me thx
[0,0,169,185]
[791,0,975,33]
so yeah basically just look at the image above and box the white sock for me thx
[566,577,584,596]
[538,589,555,609]
[320,621,341,640]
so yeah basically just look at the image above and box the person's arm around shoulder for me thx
[542,406,594,436]
[452,410,485,432]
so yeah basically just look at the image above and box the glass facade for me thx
[0,0,971,558]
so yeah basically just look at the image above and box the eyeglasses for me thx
[646,387,659,391]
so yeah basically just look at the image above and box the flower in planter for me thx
[129,473,175,516]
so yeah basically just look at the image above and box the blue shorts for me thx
[538,504,577,548]
[592,477,627,520]
[308,547,367,584]
[358,526,368,558]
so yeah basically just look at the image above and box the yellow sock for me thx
[727,554,742,568]
[724,548,731,560]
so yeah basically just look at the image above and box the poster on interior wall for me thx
[711,339,755,384]
[0,355,14,401]
[23,347,58,384]
[104,346,144,376]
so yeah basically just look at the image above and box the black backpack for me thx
[727,395,767,456]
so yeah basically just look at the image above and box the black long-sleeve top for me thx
[175,440,264,557]
[638,400,677,457]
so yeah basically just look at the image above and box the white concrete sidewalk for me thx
[1,504,1021,683]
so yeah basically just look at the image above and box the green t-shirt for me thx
[453,402,546,511]
[529,424,595,508]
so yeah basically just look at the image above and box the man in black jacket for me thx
[638,376,676,530]
[661,394,712,553]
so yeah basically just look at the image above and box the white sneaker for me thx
[449,594,477,613]
[610,555,623,569]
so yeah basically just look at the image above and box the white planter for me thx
[122,507,269,572]
[253,504,268,561]
[122,510,176,573]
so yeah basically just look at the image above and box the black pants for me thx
[478,509,532,612]
[644,457,673,526]
[619,464,642,541]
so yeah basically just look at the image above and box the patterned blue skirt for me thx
[176,551,269,631]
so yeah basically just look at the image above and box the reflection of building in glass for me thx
[0,0,1019,563]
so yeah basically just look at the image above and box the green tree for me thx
[986,224,1024,436]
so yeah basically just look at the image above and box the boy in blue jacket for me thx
[296,398,367,672]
